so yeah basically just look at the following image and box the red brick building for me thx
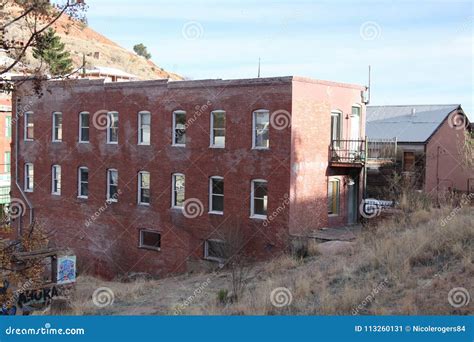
[11,76,367,278]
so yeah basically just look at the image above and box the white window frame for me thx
[51,164,61,195]
[24,111,34,141]
[138,111,151,145]
[209,176,224,214]
[210,110,226,148]
[106,111,119,144]
[171,173,185,208]
[172,110,186,147]
[139,229,161,251]
[24,163,34,192]
[79,111,90,143]
[52,112,63,142]
[138,171,150,205]
[204,239,227,262]
[107,169,119,202]
[78,166,89,199]
[4,151,10,173]
[5,116,11,138]
[250,179,268,219]
[252,109,270,149]
[328,178,340,216]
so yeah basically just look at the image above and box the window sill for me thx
[171,206,183,210]
[172,144,186,148]
[52,140,62,143]
[138,143,151,146]
[204,256,225,263]
[24,189,33,193]
[252,147,270,150]
[24,139,34,142]
[138,202,150,206]
[209,145,225,149]
[209,211,223,216]
[250,214,267,220]
[106,142,118,145]
[51,192,61,196]
[77,196,88,200]
[328,213,340,218]
[78,141,90,144]
[106,198,118,203]
[138,245,161,252]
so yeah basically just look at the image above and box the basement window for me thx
[204,239,228,262]
[172,111,186,146]
[52,112,63,142]
[139,230,161,251]
[328,178,340,215]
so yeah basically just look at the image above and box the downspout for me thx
[14,97,34,237]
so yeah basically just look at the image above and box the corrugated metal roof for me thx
[366,104,461,143]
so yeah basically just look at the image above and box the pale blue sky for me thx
[85,0,473,117]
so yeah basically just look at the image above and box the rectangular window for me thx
[5,116,11,138]
[138,171,150,205]
[331,111,341,145]
[209,176,224,213]
[79,112,90,143]
[52,165,61,195]
[4,151,10,173]
[138,111,151,145]
[204,239,228,262]
[107,112,119,143]
[78,167,88,198]
[139,230,161,251]
[172,173,185,208]
[173,111,186,146]
[24,112,34,140]
[52,112,62,142]
[252,110,269,149]
[24,163,34,192]
[328,178,340,215]
[107,169,118,202]
[210,110,225,148]
[251,180,267,218]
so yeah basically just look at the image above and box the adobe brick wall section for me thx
[12,77,293,278]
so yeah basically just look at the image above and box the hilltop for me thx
[1,3,181,80]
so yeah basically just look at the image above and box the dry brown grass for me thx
[63,206,472,316]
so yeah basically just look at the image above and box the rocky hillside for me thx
[1,3,181,80]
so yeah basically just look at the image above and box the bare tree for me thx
[0,0,87,92]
